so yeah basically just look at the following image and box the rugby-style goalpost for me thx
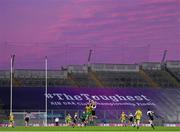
[10,55,48,126]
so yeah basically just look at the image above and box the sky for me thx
[0,0,180,69]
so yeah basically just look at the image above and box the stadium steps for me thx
[165,68,180,88]
[13,78,22,87]
[88,70,104,87]
[67,73,80,87]
[12,73,22,87]
[139,69,159,88]
[165,67,180,82]
[162,70,180,88]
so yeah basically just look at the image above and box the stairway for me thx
[12,73,22,87]
[139,69,159,88]
[67,73,80,87]
[163,70,180,88]
[88,70,104,87]
[13,78,22,87]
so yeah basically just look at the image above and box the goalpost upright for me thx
[10,55,12,114]
[45,56,48,126]
[9,55,48,126]
[10,54,15,114]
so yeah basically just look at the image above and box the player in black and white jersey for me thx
[55,117,59,126]
[24,112,31,127]
[147,109,155,129]
[73,112,78,127]
[128,112,134,126]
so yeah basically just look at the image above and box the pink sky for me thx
[0,0,180,69]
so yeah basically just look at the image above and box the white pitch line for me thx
[0,131,175,132]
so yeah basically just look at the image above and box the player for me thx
[54,117,59,126]
[134,108,142,129]
[9,112,14,128]
[120,112,127,127]
[72,112,78,127]
[128,112,134,126]
[80,111,87,127]
[65,113,72,126]
[147,109,155,129]
[91,100,97,118]
[90,100,97,125]
[24,112,31,127]
[85,104,92,121]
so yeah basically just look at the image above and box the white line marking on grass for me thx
[0,131,176,132]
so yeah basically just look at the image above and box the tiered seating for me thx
[0,79,10,87]
[70,73,97,87]
[13,78,74,88]
[166,60,180,82]
[0,62,179,88]
[48,78,74,87]
[95,71,149,88]
[0,70,74,88]
[167,68,180,81]
[144,70,177,88]
[0,70,10,87]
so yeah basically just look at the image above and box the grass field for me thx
[0,126,180,131]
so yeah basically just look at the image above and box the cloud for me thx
[0,0,179,68]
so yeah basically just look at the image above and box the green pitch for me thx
[0,126,180,131]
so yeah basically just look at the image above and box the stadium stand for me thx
[166,61,180,82]
[0,70,74,88]
[90,64,150,88]
[0,61,180,88]
[142,62,180,88]
[67,65,97,87]
[0,70,10,87]
[92,71,150,88]
[0,61,180,124]
[143,70,179,88]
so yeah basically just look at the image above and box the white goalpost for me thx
[10,55,48,126]
[12,111,47,126]
[10,55,14,114]
[45,56,48,126]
